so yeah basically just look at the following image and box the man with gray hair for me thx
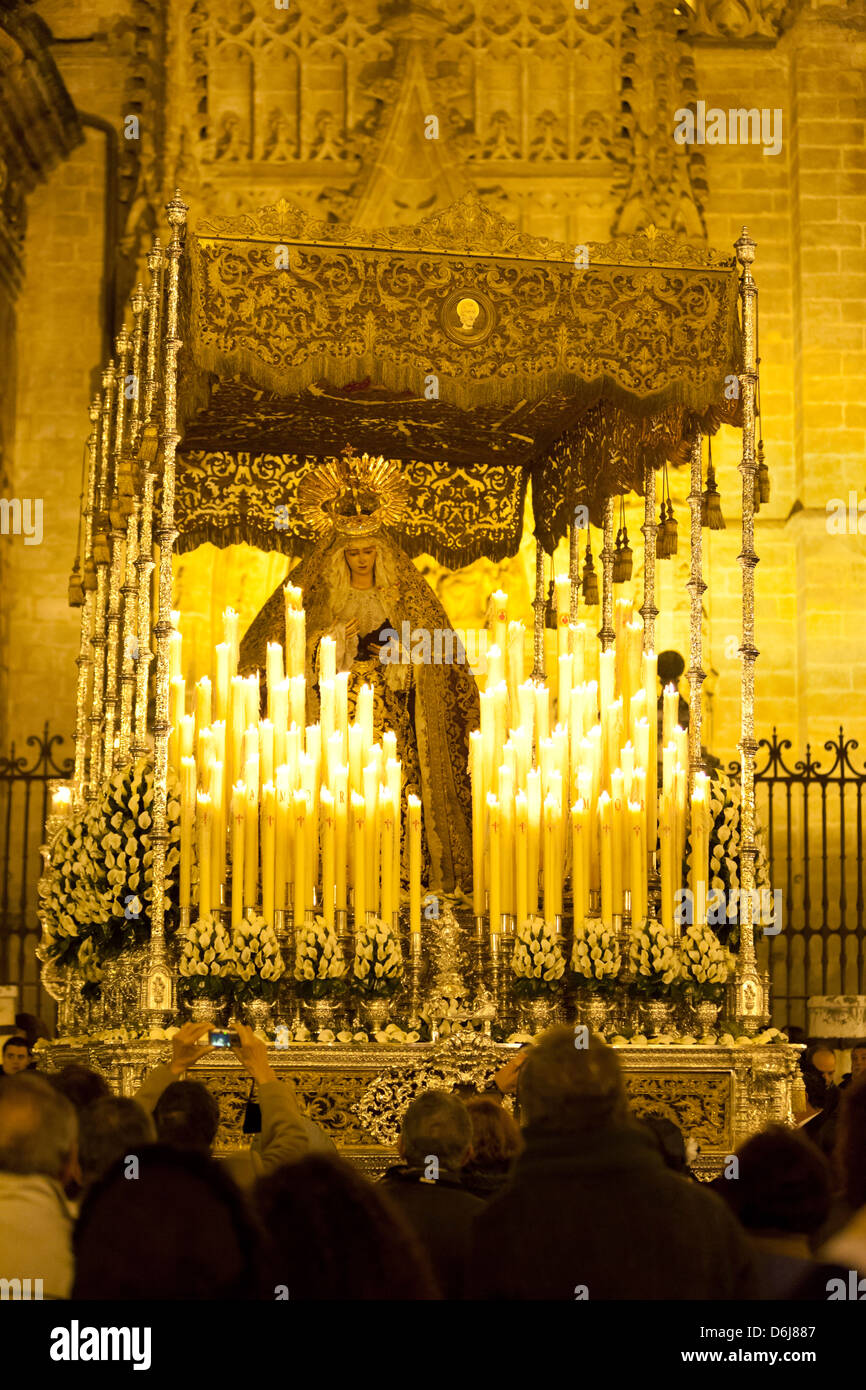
[468,1027,756,1300]
[380,1089,484,1298]
[0,1074,78,1298]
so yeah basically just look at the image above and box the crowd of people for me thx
[1,1021,865,1300]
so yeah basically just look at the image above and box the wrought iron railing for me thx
[734,727,866,1032]
[0,725,73,1022]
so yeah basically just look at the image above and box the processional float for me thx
[41,189,773,1050]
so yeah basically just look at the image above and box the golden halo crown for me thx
[297,448,408,539]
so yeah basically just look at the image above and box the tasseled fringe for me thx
[68,562,85,608]
[701,461,726,530]
[613,525,633,582]
[582,543,599,605]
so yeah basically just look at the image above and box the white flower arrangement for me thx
[571,921,622,993]
[353,918,403,995]
[230,910,286,1002]
[679,920,734,1002]
[512,917,566,995]
[177,913,239,999]
[698,772,774,937]
[294,916,348,997]
[38,759,182,991]
[628,918,682,996]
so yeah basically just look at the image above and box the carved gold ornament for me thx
[295,449,409,538]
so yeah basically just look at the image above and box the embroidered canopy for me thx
[173,193,742,565]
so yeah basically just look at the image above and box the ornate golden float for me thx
[37,191,798,1172]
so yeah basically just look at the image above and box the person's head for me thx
[639,1113,689,1174]
[716,1125,831,1237]
[153,1080,220,1153]
[464,1097,523,1168]
[517,1026,628,1131]
[255,1154,438,1300]
[78,1097,156,1190]
[1,1037,31,1077]
[343,541,377,586]
[836,1071,866,1209]
[810,1046,837,1087]
[49,1063,111,1112]
[801,1064,831,1111]
[14,1013,48,1048]
[399,1090,473,1173]
[657,650,685,686]
[73,1144,262,1299]
[850,1042,866,1079]
[0,1073,77,1185]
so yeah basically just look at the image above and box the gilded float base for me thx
[37,1034,801,1181]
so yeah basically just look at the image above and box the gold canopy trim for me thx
[179,192,740,427]
[172,193,742,561]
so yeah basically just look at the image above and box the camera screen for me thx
[208,1030,233,1047]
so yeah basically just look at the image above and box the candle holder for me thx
[335,908,348,934]
[474,914,486,935]
[589,889,601,914]
[502,913,513,936]
[406,948,424,1028]
[554,913,563,934]
[180,905,191,931]
[304,907,315,927]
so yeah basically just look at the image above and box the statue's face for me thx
[344,543,376,581]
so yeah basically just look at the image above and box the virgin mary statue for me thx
[238,452,478,895]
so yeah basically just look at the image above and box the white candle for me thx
[231,782,245,927]
[266,643,284,717]
[195,677,212,735]
[223,608,240,674]
[334,764,348,913]
[196,791,212,921]
[180,755,196,909]
[261,782,276,926]
[293,789,307,925]
[290,674,306,732]
[351,791,366,929]
[380,787,395,925]
[320,786,336,929]
[408,793,422,935]
[487,792,501,934]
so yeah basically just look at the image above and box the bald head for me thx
[0,1073,77,1181]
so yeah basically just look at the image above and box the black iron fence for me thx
[0,724,863,1034]
[745,728,866,1033]
[0,725,73,1023]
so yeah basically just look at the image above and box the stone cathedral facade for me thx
[1,0,864,771]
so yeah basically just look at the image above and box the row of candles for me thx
[473,589,710,935]
[169,590,423,941]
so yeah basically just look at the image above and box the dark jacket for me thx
[468,1119,757,1300]
[379,1164,484,1299]
[461,1159,514,1203]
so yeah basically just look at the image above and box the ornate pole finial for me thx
[166,189,189,227]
